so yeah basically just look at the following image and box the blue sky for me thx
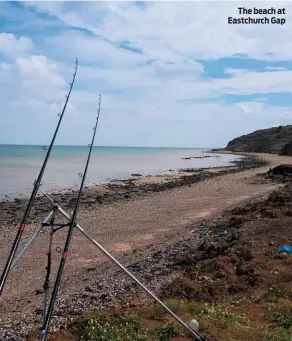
[1,1,292,148]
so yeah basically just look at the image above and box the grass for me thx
[80,298,292,341]
[200,304,250,325]
[151,299,249,324]
[267,284,292,302]
[82,313,150,341]
[155,323,180,341]
[149,299,292,341]
[268,303,292,329]
[262,328,292,341]
[82,312,181,341]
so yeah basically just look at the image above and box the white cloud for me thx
[266,66,288,71]
[26,1,292,61]
[280,111,292,119]
[72,60,292,101]
[1,1,292,148]
[15,55,65,87]
[0,32,33,57]
[208,70,292,96]
[42,30,148,67]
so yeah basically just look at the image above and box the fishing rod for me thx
[0,58,79,295]
[40,94,102,341]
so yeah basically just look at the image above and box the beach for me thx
[1,152,292,340]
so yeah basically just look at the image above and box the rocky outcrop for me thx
[225,125,292,155]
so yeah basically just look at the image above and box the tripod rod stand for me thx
[39,189,206,341]
[7,188,205,340]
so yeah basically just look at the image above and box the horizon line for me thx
[0,143,216,149]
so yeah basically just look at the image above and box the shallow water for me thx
[0,145,241,198]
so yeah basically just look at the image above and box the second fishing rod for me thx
[40,94,102,341]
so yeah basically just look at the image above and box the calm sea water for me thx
[0,145,242,199]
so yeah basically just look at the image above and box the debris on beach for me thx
[218,230,228,237]
[276,245,292,259]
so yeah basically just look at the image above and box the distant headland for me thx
[213,125,292,156]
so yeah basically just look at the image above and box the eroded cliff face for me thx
[225,125,292,155]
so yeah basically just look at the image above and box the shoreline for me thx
[1,153,291,340]
[0,149,240,201]
[0,154,267,227]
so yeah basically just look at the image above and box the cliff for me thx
[225,125,292,155]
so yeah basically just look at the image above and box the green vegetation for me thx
[80,299,292,341]
[269,303,292,329]
[82,312,181,341]
[83,314,150,341]
[268,284,292,302]
[155,323,180,341]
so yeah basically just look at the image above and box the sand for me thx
[0,152,291,337]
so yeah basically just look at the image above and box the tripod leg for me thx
[11,210,55,269]
[40,190,206,341]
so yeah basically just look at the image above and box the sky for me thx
[1,1,292,148]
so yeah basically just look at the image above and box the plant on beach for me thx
[155,323,180,341]
[82,313,181,341]
[268,284,292,302]
[268,303,292,329]
[83,313,151,341]
[200,304,250,326]
[262,327,292,341]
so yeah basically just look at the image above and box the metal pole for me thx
[39,189,206,341]
[11,210,55,269]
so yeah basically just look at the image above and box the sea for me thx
[0,145,242,199]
